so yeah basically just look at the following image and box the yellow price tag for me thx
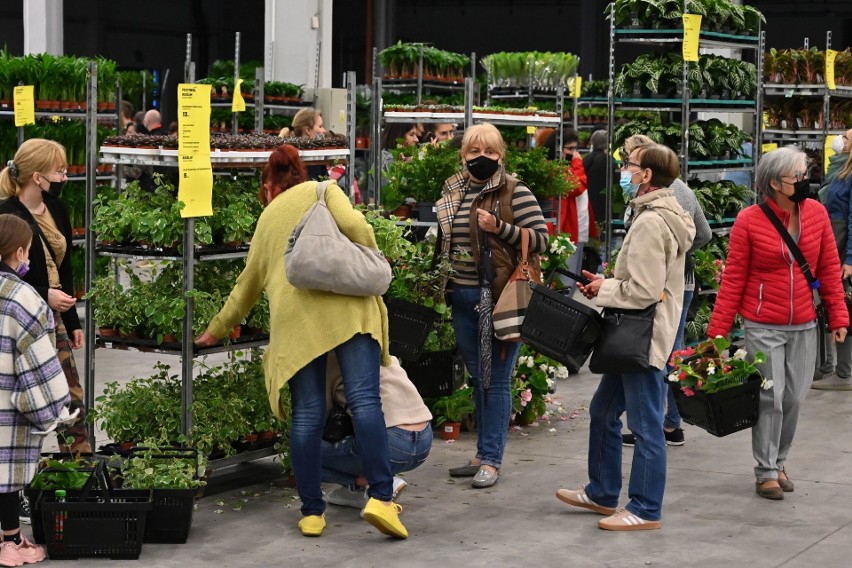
[573,76,583,99]
[826,49,838,90]
[825,135,836,173]
[762,143,778,154]
[13,86,35,127]
[526,126,536,135]
[232,79,246,113]
[682,14,702,62]
[762,112,769,129]
[178,83,213,217]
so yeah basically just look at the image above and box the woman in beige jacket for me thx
[556,144,695,531]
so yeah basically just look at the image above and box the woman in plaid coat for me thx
[0,214,70,564]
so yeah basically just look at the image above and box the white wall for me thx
[264,0,333,88]
[23,0,63,55]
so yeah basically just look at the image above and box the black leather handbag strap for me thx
[759,202,819,289]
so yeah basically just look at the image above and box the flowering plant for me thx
[693,246,725,290]
[512,345,569,424]
[668,336,770,396]
[539,233,576,283]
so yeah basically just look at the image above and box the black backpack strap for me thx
[759,202,819,289]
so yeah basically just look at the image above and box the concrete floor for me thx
[45,342,852,568]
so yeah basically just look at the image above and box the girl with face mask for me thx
[0,139,91,456]
[0,213,70,565]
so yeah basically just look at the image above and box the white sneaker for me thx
[326,486,368,509]
[392,476,408,501]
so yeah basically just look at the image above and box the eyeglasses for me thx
[781,172,808,182]
[563,145,578,152]
[620,160,643,170]
[40,169,68,178]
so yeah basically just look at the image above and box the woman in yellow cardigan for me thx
[196,145,406,539]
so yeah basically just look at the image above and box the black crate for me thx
[520,282,602,373]
[144,488,197,543]
[41,489,152,560]
[670,376,761,437]
[386,297,438,361]
[26,456,100,545]
[402,349,465,399]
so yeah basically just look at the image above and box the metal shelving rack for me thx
[88,36,358,471]
[760,31,852,181]
[603,3,764,256]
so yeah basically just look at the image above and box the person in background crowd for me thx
[421,123,455,144]
[381,122,420,168]
[280,107,326,138]
[120,100,135,134]
[542,128,597,287]
[438,124,548,489]
[557,143,695,531]
[133,111,148,135]
[323,356,432,509]
[196,145,407,539]
[0,213,71,567]
[618,135,711,448]
[708,146,848,500]
[817,144,852,390]
[142,109,168,135]
[583,129,617,226]
[0,140,91,458]
[168,121,178,136]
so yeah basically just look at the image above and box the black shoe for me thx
[19,491,30,525]
[664,428,685,446]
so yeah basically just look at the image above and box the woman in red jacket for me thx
[707,146,848,500]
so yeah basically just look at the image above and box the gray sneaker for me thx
[811,373,852,390]
[326,486,367,509]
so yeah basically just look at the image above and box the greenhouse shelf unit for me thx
[89,62,358,472]
[603,1,764,255]
[761,32,852,183]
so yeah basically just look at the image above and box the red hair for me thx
[260,144,309,205]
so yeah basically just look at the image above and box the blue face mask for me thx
[620,171,640,202]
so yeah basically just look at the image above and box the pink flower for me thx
[682,387,695,397]
[715,259,723,266]
[678,371,687,381]
[684,346,695,356]
[697,379,704,389]
[520,389,532,404]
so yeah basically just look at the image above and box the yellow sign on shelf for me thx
[826,49,838,90]
[526,126,536,135]
[178,83,213,218]
[762,143,778,154]
[682,14,702,62]
[232,78,246,113]
[572,76,583,99]
[13,85,35,127]
[824,135,836,173]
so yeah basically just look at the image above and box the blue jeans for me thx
[449,285,522,469]
[288,334,392,516]
[585,368,668,521]
[321,425,433,487]
[664,289,693,429]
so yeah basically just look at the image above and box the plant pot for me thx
[416,201,438,223]
[98,327,117,337]
[355,136,370,149]
[440,421,461,440]
[229,326,241,340]
[391,204,412,220]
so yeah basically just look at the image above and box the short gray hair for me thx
[590,130,608,151]
[755,146,807,202]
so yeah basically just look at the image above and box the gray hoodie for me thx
[597,189,696,370]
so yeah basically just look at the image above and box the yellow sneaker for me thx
[298,514,326,537]
[362,498,408,539]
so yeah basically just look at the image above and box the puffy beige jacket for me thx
[596,189,696,370]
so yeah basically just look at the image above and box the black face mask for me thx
[466,155,500,182]
[42,180,66,196]
[788,178,811,203]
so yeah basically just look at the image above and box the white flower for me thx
[732,349,747,361]
[550,241,560,253]
[539,363,549,372]
[706,363,716,375]
[556,366,569,379]
[761,378,774,390]
[526,358,535,368]
[668,372,679,382]
[546,377,554,388]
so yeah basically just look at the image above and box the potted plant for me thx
[512,346,568,426]
[668,336,770,437]
[383,143,461,220]
[431,386,475,440]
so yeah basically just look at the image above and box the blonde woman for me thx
[0,140,90,456]
[280,107,326,138]
[436,123,548,488]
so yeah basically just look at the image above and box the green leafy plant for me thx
[505,146,574,199]
[30,458,96,491]
[668,336,768,395]
[431,386,475,425]
[384,143,461,204]
[121,440,207,490]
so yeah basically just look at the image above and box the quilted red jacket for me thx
[707,197,849,338]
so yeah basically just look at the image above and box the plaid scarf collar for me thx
[436,168,506,255]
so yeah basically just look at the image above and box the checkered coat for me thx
[0,269,70,492]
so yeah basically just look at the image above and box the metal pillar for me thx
[83,61,97,453]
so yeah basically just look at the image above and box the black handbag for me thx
[321,405,354,443]
[588,303,657,374]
